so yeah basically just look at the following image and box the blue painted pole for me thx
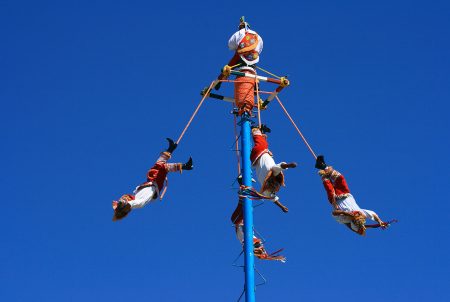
[240,113,256,302]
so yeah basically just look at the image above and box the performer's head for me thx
[112,194,133,221]
[265,172,285,193]
[351,212,367,236]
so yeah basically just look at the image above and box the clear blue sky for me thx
[2,1,449,301]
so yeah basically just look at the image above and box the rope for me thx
[255,77,262,128]
[256,65,281,79]
[230,63,242,69]
[238,186,275,200]
[275,95,317,159]
[219,79,239,83]
[159,177,168,199]
[176,81,214,144]
[233,110,241,175]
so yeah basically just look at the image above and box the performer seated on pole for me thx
[227,16,263,72]
[112,138,193,221]
[216,17,264,115]
[251,125,297,212]
[315,155,388,236]
[231,184,286,263]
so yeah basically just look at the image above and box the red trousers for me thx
[322,174,351,204]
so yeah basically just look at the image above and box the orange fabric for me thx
[234,70,255,115]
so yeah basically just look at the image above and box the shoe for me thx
[182,157,193,170]
[260,124,271,134]
[315,155,327,170]
[166,138,177,153]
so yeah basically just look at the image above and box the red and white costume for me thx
[128,151,182,209]
[250,129,290,201]
[230,200,286,262]
[322,170,378,231]
[231,200,246,243]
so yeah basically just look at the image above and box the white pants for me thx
[129,186,157,209]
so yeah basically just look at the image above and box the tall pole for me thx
[240,113,256,302]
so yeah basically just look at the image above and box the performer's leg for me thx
[271,162,297,176]
[129,186,157,209]
[235,224,244,244]
[231,201,243,225]
[156,151,171,164]
[333,173,350,193]
[250,128,269,162]
[320,179,335,203]
[165,157,193,173]
[165,163,182,173]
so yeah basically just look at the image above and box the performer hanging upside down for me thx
[251,125,297,212]
[231,194,286,263]
[112,138,193,221]
[315,155,388,236]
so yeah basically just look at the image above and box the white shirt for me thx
[254,153,276,186]
[253,153,285,201]
[335,195,377,220]
[228,29,264,54]
[333,194,378,229]
[130,185,158,209]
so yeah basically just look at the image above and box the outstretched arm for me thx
[274,198,288,213]
[363,210,388,228]
[332,210,354,217]
[365,213,388,229]
[372,213,385,225]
